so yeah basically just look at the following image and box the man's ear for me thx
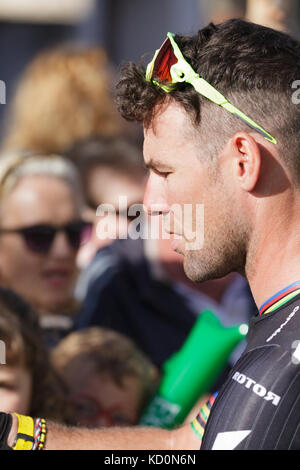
[231,132,262,192]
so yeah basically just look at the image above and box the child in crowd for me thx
[51,327,160,428]
[0,287,70,423]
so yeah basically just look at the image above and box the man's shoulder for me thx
[246,293,300,353]
[201,294,300,449]
[200,337,300,449]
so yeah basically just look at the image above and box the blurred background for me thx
[0,0,299,429]
[0,0,299,139]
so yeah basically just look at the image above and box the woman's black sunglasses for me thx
[0,220,92,254]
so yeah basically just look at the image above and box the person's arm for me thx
[7,413,200,450]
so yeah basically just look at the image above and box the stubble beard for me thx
[182,218,249,284]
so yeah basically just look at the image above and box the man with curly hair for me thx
[1,18,300,450]
[114,18,300,450]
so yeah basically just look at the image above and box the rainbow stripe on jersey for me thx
[258,280,300,316]
[190,392,218,444]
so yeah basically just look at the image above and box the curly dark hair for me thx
[116,18,300,181]
[0,287,71,423]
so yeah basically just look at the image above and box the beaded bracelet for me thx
[32,418,47,450]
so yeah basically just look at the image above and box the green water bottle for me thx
[139,309,248,428]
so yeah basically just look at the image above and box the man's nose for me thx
[143,175,170,216]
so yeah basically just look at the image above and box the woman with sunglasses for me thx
[0,152,91,347]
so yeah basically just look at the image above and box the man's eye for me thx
[158,170,171,178]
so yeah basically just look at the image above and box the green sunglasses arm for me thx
[221,102,277,144]
[190,76,277,144]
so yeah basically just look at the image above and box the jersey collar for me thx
[258,280,300,315]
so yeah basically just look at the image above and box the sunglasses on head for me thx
[146,32,277,144]
[0,220,92,254]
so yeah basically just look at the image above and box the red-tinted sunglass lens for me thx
[152,38,178,83]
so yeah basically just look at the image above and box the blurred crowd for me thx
[0,0,297,430]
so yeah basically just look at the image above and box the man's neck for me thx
[245,210,300,311]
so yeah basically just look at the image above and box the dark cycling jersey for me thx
[199,282,300,450]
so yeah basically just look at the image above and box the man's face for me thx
[143,101,247,283]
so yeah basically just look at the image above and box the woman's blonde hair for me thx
[2,46,124,155]
[0,151,83,205]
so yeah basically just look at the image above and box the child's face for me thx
[0,365,32,414]
[69,370,144,428]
